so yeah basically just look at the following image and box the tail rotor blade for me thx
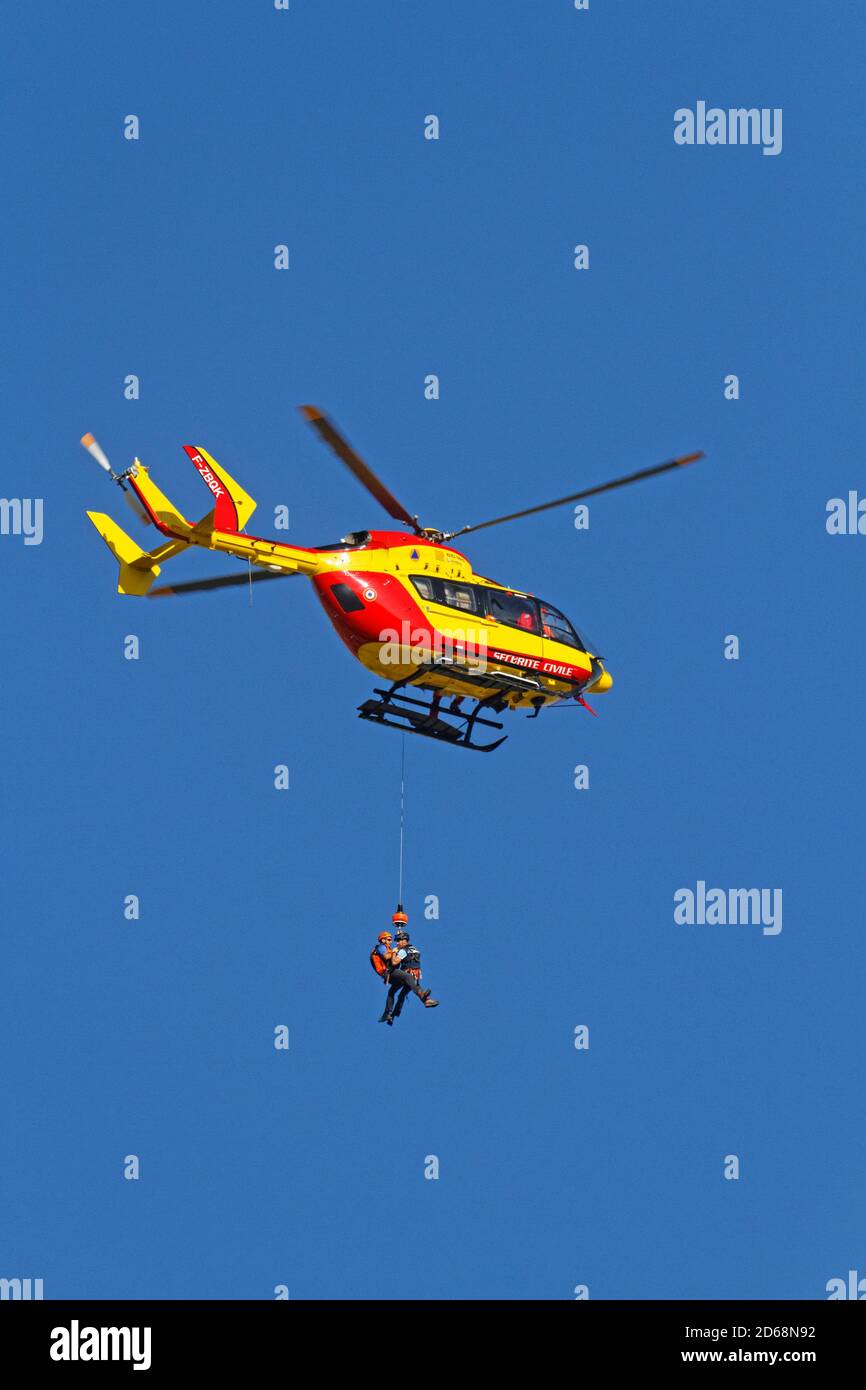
[122,485,152,527]
[80,432,114,475]
[81,432,151,526]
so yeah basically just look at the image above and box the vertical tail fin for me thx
[182,446,257,531]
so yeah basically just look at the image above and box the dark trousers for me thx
[386,969,424,1017]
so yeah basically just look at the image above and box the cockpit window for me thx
[486,589,540,634]
[540,601,584,650]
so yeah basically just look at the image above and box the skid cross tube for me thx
[357,683,507,752]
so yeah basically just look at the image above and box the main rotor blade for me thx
[444,452,705,541]
[148,569,294,598]
[298,405,421,532]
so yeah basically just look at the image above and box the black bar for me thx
[2,1298,861,1373]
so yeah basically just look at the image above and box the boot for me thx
[379,1011,394,1024]
[424,998,439,1008]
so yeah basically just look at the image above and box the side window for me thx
[440,581,479,613]
[410,575,436,600]
[486,589,540,634]
[411,575,485,614]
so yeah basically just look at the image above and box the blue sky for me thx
[1,1,863,1299]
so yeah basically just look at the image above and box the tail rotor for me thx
[80,432,151,526]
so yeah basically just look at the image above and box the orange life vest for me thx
[370,946,390,977]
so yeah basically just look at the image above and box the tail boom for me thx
[87,445,326,593]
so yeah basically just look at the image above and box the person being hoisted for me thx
[370,907,439,1026]
[389,924,436,1022]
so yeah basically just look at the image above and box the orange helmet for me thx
[378,931,392,943]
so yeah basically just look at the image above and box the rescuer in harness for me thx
[370,908,439,1025]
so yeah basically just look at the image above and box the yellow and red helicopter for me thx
[82,408,703,752]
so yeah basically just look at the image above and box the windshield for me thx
[539,601,585,651]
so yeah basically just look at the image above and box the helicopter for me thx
[82,408,704,752]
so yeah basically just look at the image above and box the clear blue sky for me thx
[2,1,863,1300]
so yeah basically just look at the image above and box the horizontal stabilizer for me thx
[86,511,161,596]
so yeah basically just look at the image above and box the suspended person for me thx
[385,910,439,1024]
[373,909,438,1025]
[370,929,398,992]
[387,927,439,1021]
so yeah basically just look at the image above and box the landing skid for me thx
[357,684,507,752]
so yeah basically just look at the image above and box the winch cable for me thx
[397,735,406,909]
